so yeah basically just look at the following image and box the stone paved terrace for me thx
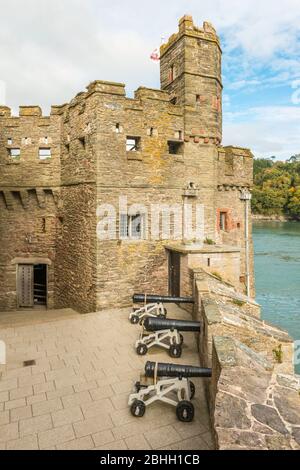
[0,306,213,450]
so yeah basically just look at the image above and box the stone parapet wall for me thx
[212,337,300,450]
[193,269,300,450]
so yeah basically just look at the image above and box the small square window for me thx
[169,64,176,82]
[39,148,51,160]
[79,137,86,148]
[126,136,140,152]
[120,213,146,240]
[175,130,183,140]
[7,138,12,145]
[196,95,201,104]
[219,212,227,231]
[8,148,20,159]
[168,140,183,155]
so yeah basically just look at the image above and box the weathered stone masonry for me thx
[0,16,254,313]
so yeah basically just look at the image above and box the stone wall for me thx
[0,106,61,310]
[193,269,300,450]
[55,184,97,313]
[0,190,58,310]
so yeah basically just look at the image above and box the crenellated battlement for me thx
[160,15,221,58]
[218,146,254,187]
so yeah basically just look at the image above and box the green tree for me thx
[252,158,300,219]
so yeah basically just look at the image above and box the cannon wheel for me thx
[169,344,182,358]
[189,381,195,400]
[130,315,139,325]
[131,399,146,418]
[176,400,194,422]
[136,343,148,356]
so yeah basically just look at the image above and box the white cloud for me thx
[227,79,262,90]
[224,106,300,159]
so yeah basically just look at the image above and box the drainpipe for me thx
[240,189,252,297]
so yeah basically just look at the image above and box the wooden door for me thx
[18,265,34,307]
[169,251,180,297]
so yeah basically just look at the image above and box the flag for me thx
[150,48,160,62]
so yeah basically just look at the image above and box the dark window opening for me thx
[120,213,145,239]
[115,123,120,133]
[207,258,211,267]
[150,127,154,137]
[237,222,241,229]
[170,97,177,105]
[196,95,201,104]
[168,140,183,155]
[33,264,47,306]
[79,137,86,149]
[126,136,141,152]
[219,212,227,231]
[42,218,46,233]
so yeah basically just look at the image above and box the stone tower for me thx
[160,15,222,142]
[159,16,223,240]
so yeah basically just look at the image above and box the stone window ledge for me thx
[127,152,143,161]
[6,160,21,165]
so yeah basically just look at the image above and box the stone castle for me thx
[0,15,254,313]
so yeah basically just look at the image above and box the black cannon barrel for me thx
[145,361,212,379]
[133,294,194,304]
[143,317,200,333]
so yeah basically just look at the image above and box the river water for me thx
[253,221,300,374]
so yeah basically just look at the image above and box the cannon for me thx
[144,361,211,378]
[135,317,201,358]
[129,294,194,325]
[133,294,194,304]
[128,361,212,422]
[129,302,167,325]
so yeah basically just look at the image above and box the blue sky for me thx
[0,0,300,159]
